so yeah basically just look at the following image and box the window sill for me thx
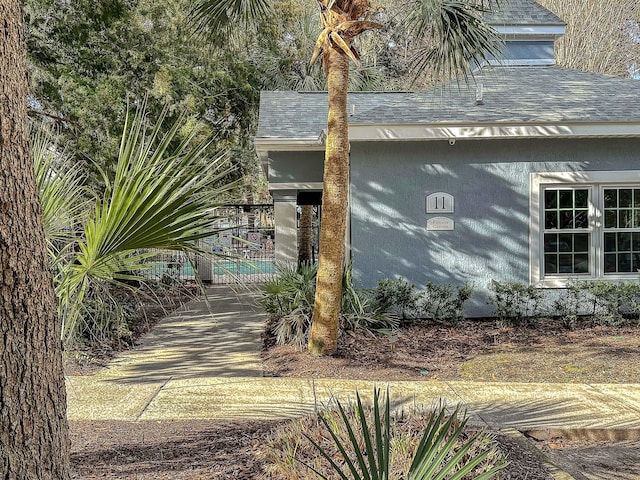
[534,275,640,288]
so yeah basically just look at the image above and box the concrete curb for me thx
[524,427,640,443]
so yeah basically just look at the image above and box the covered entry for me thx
[272,187,322,264]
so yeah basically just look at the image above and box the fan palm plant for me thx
[37,103,240,344]
[33,123,90,274]
[191,0,502,355]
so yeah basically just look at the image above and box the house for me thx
[254,0,640,315]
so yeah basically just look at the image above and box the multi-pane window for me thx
[539,183,640,279]
[543,188,590,275]
[531,173,640,285]
[603,188,640,273]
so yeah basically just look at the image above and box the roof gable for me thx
[485,0,565,26]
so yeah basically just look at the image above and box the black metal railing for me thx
[140,204,275,284]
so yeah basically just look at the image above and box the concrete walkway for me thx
[66,286,640,440]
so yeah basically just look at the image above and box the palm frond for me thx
[303,388,506,479]
[330,30,362,66]
[58,102,240,342]
[190,0,272,36]
[33,123,91,277]
[303,388,392,480]
[408,403,507,479]
[405,0,503,84]
[349,65,385,92]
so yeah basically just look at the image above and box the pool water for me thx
[155,260,275,277]
[212,260,274,275]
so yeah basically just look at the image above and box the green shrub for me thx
[79,288,138,345]
[625,283,640,323]
[374,278,419,321]
[553,281,586,329]
[554,280,640,327]
[260,263,396,349]
[488,281,543,326]
[417,282,473,324]
[581,280,640,326]
[342,267,398,333]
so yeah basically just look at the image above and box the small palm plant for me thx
[33,123,90,274]
[260,262,319,348]
[261,263,397,349]
[266,387,507,480]
[35,102,240,344]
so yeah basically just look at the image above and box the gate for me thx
[206,204,275,284]
[142,204,275,285]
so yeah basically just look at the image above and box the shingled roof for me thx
[485,0,565,26]
[256,66,640,145]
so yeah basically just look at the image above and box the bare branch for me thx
[28,108,79,126]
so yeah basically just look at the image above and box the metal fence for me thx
[141,204,275,284]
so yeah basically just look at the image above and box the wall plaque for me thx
[426,192,454,213]
[427,217,454,231]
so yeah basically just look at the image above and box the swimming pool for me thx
[147,259,275,279]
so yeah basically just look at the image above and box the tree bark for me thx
[297,204,314,265]
[308,45,350,355]
[0,1,71,478]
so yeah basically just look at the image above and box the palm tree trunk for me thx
[298,204,314,265]
[308,46,350,355]
[0,1,71,477]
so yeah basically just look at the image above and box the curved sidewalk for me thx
[66,286,640,438]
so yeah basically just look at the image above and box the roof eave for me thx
[254,133,326,153]
[348,122,640,142]
[258,123,640,151]
[494,25,566,39]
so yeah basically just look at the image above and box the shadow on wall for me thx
[348,139,592,315]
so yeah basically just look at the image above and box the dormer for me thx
[486,0,566,66]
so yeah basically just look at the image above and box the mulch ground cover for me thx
[70,419,556,479]
[262,318,640,384]
[68,309,640,478]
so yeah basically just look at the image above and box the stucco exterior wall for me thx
[268,151,325,184]
[349,137,640,315]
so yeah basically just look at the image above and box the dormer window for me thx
[485,0,566,66]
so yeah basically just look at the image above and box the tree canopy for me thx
[25,0,638,201]
[26,0,263,197]
[539,0,640,77]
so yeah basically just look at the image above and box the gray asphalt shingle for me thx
[256,67,640,141]
[485,0,565,26]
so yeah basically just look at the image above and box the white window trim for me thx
[530,171,640,287]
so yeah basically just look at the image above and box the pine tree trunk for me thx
[0,2,71,478]
[297,204,314,265]
[308,46,350,355]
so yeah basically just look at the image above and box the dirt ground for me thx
[260,318,640,480]
[70,420,281,479]
[262,318,640,384]
[69,419,555,479]
[531,435,640,480]
[68,316,640,479]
